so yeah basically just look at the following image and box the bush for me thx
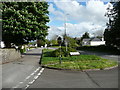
[76,45,120,55]
[52,47,77,57]
[20,48,26,53]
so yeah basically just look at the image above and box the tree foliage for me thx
[64,36,78,48]
[57,37,62,46]
[81,32,90,41]
[104,2,120,47]
[2,2,49,47]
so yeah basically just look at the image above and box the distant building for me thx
[82,37,105,46]
[0,41,5,48]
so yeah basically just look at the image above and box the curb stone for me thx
[41,65,118,72]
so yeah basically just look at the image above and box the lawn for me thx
[41,49,118,70]
[49,46,60,48]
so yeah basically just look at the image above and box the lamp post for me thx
[64,13,69,51]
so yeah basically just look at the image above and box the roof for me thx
[82,38,90,41]
[83,37,102,42]
[90,37,101,41]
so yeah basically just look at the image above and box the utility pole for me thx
[64,13,69,51]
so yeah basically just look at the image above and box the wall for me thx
[82,41,90,46]
[0,41,5,48]
[90,41,105,46]
[0,49,21,64]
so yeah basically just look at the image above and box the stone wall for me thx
[0,49,21,64]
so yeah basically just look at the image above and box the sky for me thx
[46,0,113,40]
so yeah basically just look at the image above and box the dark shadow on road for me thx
[22,53,41,56]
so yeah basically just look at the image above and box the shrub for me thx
[52,47,77,57]
[20,48,26,53]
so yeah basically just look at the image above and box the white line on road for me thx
[12,84,20,88]
[12,67,42,89]
[34,67,41,73]
[28,79,35,84]
[19,82,23,84]
[25,68,45,89]
[25,85,30,89]
[34,75,39,80]
[30,72,34,76]
[26,75,31,80]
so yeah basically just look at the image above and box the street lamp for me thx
[64,13,69,51]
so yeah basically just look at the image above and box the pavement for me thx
[2,48,42,89]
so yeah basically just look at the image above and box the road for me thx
[2,48,42,88]
[29,67,118,88]
[78,50,119,62]
[2,48,118,89]
[28,49,118,88]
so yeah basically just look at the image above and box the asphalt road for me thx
[78,50,119,62]
[28,49,118,88]
[2,48,119,89]
[2,48,42,88]
[29,67,118,88]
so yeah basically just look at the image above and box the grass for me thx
[41,49,118,70]
[49,46,60,48]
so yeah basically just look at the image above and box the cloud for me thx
[48,0,113,40]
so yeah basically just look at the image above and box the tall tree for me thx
[57,37,62,46]
[2,2,49,48]
[81,32,90,41]
[104,1,120,47]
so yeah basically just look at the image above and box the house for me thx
[82,37,105,46]
[0,41,5,48]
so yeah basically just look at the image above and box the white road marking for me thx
[25,85,30,89]
[12,67,41,89]
[30,72,34,76]
[13,67,44,89]
[38,72,42,76]
[40,68,45,72]
[25,68,45,89]
[28,79,35,84]
[34,75,39,80]
[26,75,31,80]
[34,67,40,73]
[12,84,20,88]
[19,82,23,84]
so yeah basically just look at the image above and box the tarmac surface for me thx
[2,48,42,88]
[2,47,119,89]
[29,67,118,88]
[78,50,119,62]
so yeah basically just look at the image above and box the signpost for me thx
[57,36,63,64]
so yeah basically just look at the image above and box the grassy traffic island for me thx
[41,48,118,71]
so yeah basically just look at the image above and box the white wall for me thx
[82,41,90,46]
[0,41,5,48]
[90,41,105,46]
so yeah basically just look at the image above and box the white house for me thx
[0,41,5,48]
[82,37,105,46]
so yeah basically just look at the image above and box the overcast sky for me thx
[47,0,113,40]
